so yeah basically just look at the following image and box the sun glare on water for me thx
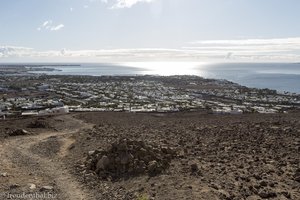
[123,62,207,76]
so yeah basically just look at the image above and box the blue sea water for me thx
[201,63,300,94]
[31,62,300,94]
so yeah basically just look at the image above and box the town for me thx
[0,72,299,118]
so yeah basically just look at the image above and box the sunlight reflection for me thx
[122,62,208,76]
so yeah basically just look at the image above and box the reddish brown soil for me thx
[69,112,300,200]
[0,112,299,200]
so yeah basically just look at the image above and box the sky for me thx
[1,0,300,63]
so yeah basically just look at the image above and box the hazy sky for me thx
[1,0,300,62]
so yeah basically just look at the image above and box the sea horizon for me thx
[5,62,298,94]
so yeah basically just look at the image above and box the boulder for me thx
[40,186,54,191]
[8,129,29,136]
[191,163,199,172]
[29,184,36,190]
[27,120,50,128]
[96,155,110,171]
[148,160,160,176]
[0,172,8,177]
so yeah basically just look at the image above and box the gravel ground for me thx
[69,111,300,200]
[0,112,299,200]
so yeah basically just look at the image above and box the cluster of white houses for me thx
[1,77,300,118]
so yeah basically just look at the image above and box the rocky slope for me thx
[0,112,299,200]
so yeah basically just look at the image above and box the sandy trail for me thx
[0,115,94,200]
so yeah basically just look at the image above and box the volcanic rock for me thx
[8,129,29,136]
[86,139,176,180]
[28,119,50,128]
[40,186,54,191]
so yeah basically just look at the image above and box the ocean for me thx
[30,62,300,94]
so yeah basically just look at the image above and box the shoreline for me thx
[1,63,300,94]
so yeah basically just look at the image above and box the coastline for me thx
[2,62,298,94]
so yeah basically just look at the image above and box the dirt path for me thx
[0,115,94,200]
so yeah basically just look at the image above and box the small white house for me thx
[21,111,39,116]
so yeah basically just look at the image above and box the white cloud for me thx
[0,46,34,58]
[50,24,65,31]
[43,20,51,27]
[186,37,300,61]
[0,46,198,61]
[99,0,155,9]
[1,37,300,62]
[37,20,65,31]
[191,38,300,46]
[70,7,74,12]
[114,0,155,8]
